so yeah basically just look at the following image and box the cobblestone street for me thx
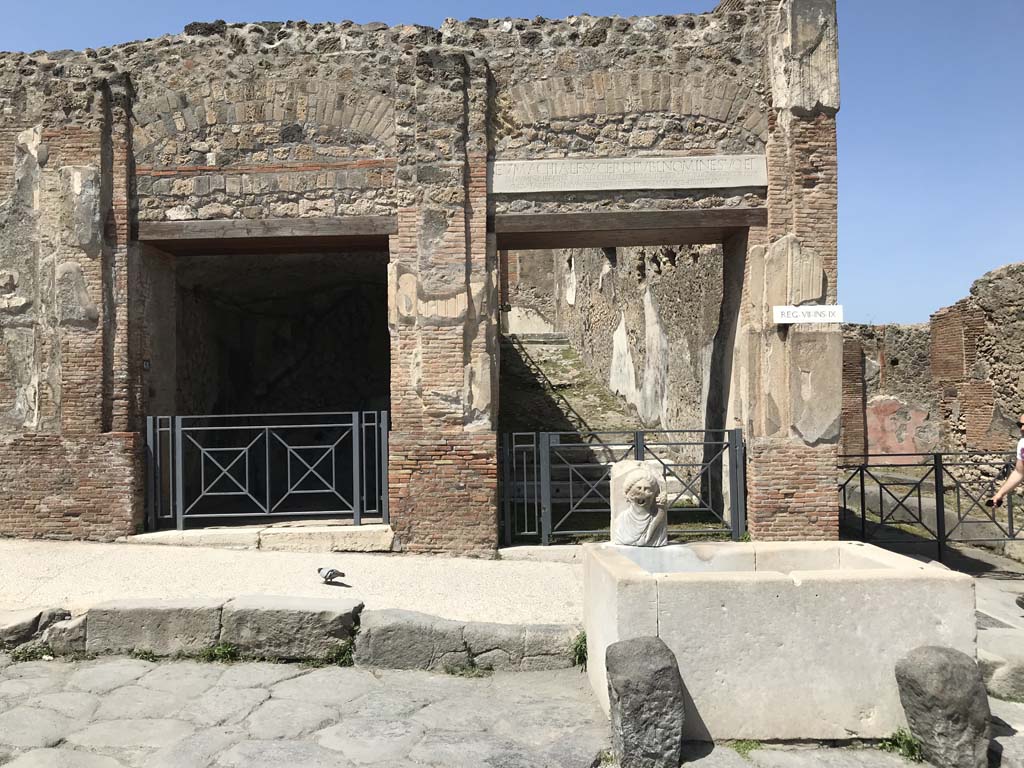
[0,653,977,768]
[0,655,608,767]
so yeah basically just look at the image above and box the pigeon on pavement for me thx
[318,567,345,583]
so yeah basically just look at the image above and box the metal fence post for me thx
[501,433,512,547]
[145,417,155,533]
[859,463,867,542]
[727,429,746,540]
[933,453,946,562]
[539,432,552,546]
[352,412,362,526]
[379,411,390,526]
[173,416,185,531]
[635,431,646,461]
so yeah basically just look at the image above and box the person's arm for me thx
[993,459,1024,504]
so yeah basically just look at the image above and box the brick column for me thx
[387,50,499,555]
[0,72,142,540]
[736,0,842,539]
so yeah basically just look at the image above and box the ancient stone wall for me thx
[508,244,724,434]
[1,0,843,548]
[841,263,1024,459]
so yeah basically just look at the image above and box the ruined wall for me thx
[138,244,176,416]
[738,0,841,540]
[509,244,723,432]
[0,64,143,538]
[489,7,771,219]
[841,263,1024,459]
[1,0,842,548]
[841,323,939,458]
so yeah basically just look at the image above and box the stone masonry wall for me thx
[508,243,724,435]
[0,433,141,539]
[840,263,1024,460]
[1,0,843,548]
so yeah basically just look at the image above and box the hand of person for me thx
[987,496,1004,508]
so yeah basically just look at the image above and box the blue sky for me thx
[2,0,1021,324]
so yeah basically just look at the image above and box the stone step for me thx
[4,599,579,672]
[117,523,396,553]
[505,333,570,345]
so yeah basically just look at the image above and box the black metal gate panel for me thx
[146,411,388,530]
[500,429,746,545]
[838,451,1019,561]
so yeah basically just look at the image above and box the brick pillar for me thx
[840,337,867,459]
[0,72,143,540]
[737,0,842,539]
[387,50,499,555]
[105,74,138,433]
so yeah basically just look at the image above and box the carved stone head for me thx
[622,466,661,511]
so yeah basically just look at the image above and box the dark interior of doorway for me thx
[174,250,390,416]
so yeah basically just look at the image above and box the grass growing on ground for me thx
[10,643,50,663]
[324,637,356,667]
[571,631,587,671]
[130,648,160,662]
[731,740,761,760]
[302,636,357,669]
[443,656,492,678]
[878,729,924,763]
[196,643,242,663]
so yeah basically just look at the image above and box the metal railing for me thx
[838,451,1017,561]
[146,411,388,531]
[501,428,746,545]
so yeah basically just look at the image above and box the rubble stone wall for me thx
[841,263,1024,459]
[507,244,724,435]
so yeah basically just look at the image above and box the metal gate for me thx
[838,451,1018,561]
[500,429,746,545]
[145,411,388,530]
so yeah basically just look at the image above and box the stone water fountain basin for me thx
[583,541,976,741]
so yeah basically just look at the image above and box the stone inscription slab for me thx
[491,154,767,194]
[773,305,844,324]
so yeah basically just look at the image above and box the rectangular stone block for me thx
[220,595,363,660]
[585,542,976,740]
[86,598,224,656]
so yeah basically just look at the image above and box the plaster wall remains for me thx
[841,263,1024,460]
[1,0,843,550]
[507,244,724,435]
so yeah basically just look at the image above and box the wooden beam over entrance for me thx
[137,215,397,255]
[492,207,767,250]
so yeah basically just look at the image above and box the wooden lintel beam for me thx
[137,215,398,242]
[491,207,767,234]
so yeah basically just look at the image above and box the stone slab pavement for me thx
[0,655,960,768]
[0,540,583,626]
[0,655,608,767]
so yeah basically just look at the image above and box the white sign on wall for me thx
[773,305,844,324]
[491,154,768,194]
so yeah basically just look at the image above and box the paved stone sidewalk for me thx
[0,540,582,625]
[0,655,607,767]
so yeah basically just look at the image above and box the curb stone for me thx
[219,595,363,660]
[4,599,576,671]
[354,608,577,671]
[0,608,70,650]
[85,598,224,656]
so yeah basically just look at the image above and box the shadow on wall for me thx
[497,339,584,434]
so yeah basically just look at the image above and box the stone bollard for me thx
[606,636,685,768]
[895,645,991,768]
